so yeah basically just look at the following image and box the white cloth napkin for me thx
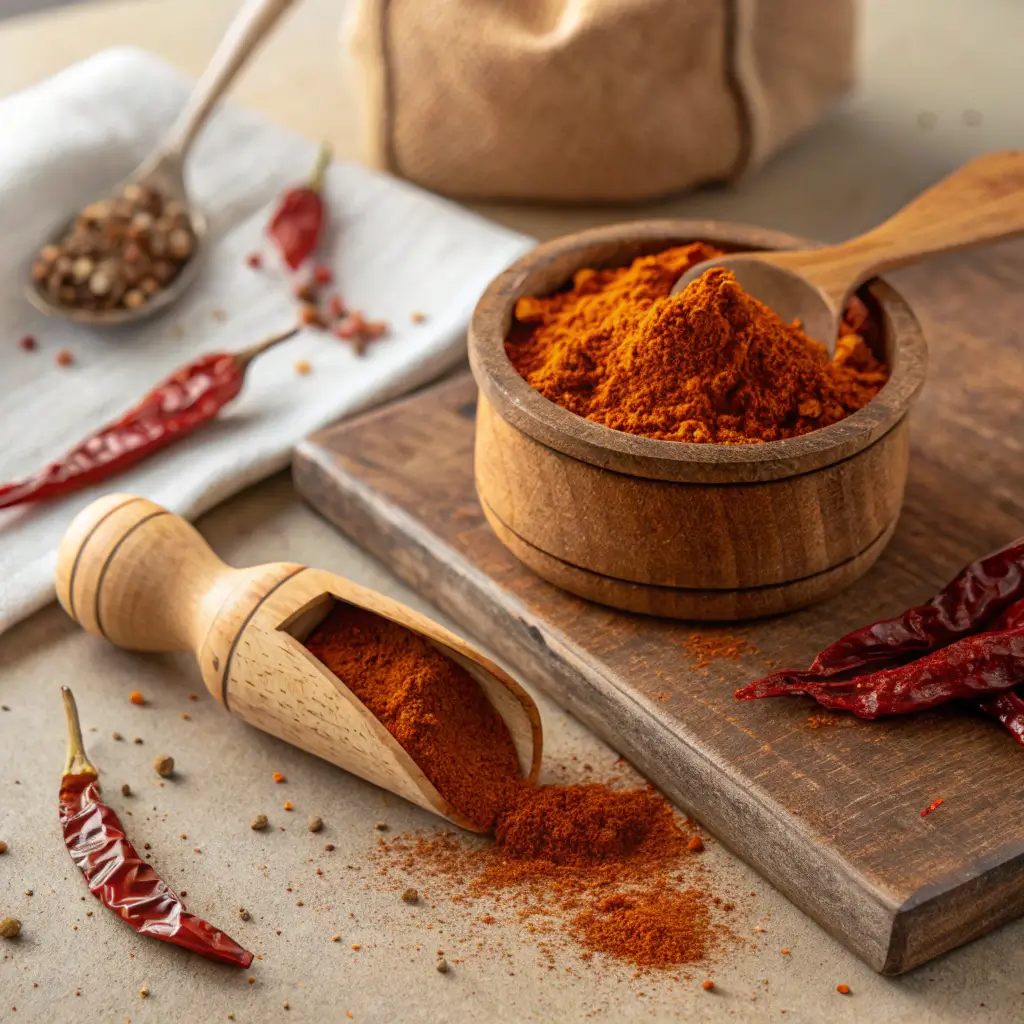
[0,47,533,638]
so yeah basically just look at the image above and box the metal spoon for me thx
[672,150,1024,350]
[27,0,297,327]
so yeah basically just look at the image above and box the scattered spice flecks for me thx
[702,979,715,991]
[246,252,263,269]
[129,690,145,706]
[273,772,286,784]
[920,798,944,818]
[806,713,855,730]
[56,349,75,366]
[294,360,312,376]
[836,983,851,994]
[19,335,36,352]
[684,633,757,670]
[283,801,294,812]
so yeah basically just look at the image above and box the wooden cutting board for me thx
[293,239,1024,975]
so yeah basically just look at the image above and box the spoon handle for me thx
[157,0,298,163]
[765,150,1024,306]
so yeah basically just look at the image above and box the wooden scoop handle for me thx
[55,494,300,657]
[761,150,1024,307]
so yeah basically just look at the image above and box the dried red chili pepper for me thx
[268,142,331,270]
[59,687,252,968]
[980,690,1024,743]
[0,327,297,510]
[739,537,1024,690]
[738,628,1024,716]
[736,538,1024,744]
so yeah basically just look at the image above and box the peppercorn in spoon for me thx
[672,150,1024,349]
[27,0,297,326]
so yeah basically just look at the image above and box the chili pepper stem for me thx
[61,687,98,778]
[309,142,332,193]
[233,326,301,371]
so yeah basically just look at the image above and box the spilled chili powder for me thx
[305,602,737,973]
[684,632,758,670]
[507,243,888,445]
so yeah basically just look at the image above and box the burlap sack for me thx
[349,0,855,203]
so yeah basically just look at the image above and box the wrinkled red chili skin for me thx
[753,538,1024,689]
[59,773,252,968]
[269,188,325,270]
[0,353,244,510]
[736,540,1024,744]
[742,628,1024,718]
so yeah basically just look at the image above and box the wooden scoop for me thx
[672,150,1024,347]
[55,494,543,832]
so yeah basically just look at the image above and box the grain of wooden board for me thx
[293,240,1024,975]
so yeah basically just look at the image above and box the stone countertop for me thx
[1,1,1022,1021]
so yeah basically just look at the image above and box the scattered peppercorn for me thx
[24,890,32,897]
[139,986,149,999]
[308,816,323,833]
[374,822,388,831]
[436,958,450,974]
[133,736,143,744]
[283,1002,290,1010]
[181,713,191,721]
[331,935,341,942]
[0,918,21,939]
[836,983,851,995]
[284,801,294,812]
[410,312,426,324]
[687,836,704,853]
[129,691,145,706]
[112,732,123,741]
[401,888,419,904]
[273,772,286,784]
[153,754,175,777]
[351,944,361,950]
[248,977,256,985]
[19,335,36,351]
[246,252,263,269]
[324,843,335,852]
[781,948,791,955]
[121,783,131,797]
[250,814,269,831]
[296,900,304,907]
[294,360,312,376]
[55,349,74,367]
[0,842,7,855]
[239,909,251,922]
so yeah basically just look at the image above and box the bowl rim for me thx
[468,219,928,484]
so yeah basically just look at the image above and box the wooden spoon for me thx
[54,494,543,832]
[672,150,1024,348]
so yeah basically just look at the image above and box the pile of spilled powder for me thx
[507,243,889,445]
[305,603,737,972]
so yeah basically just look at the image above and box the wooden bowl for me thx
[469,221,928,621]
